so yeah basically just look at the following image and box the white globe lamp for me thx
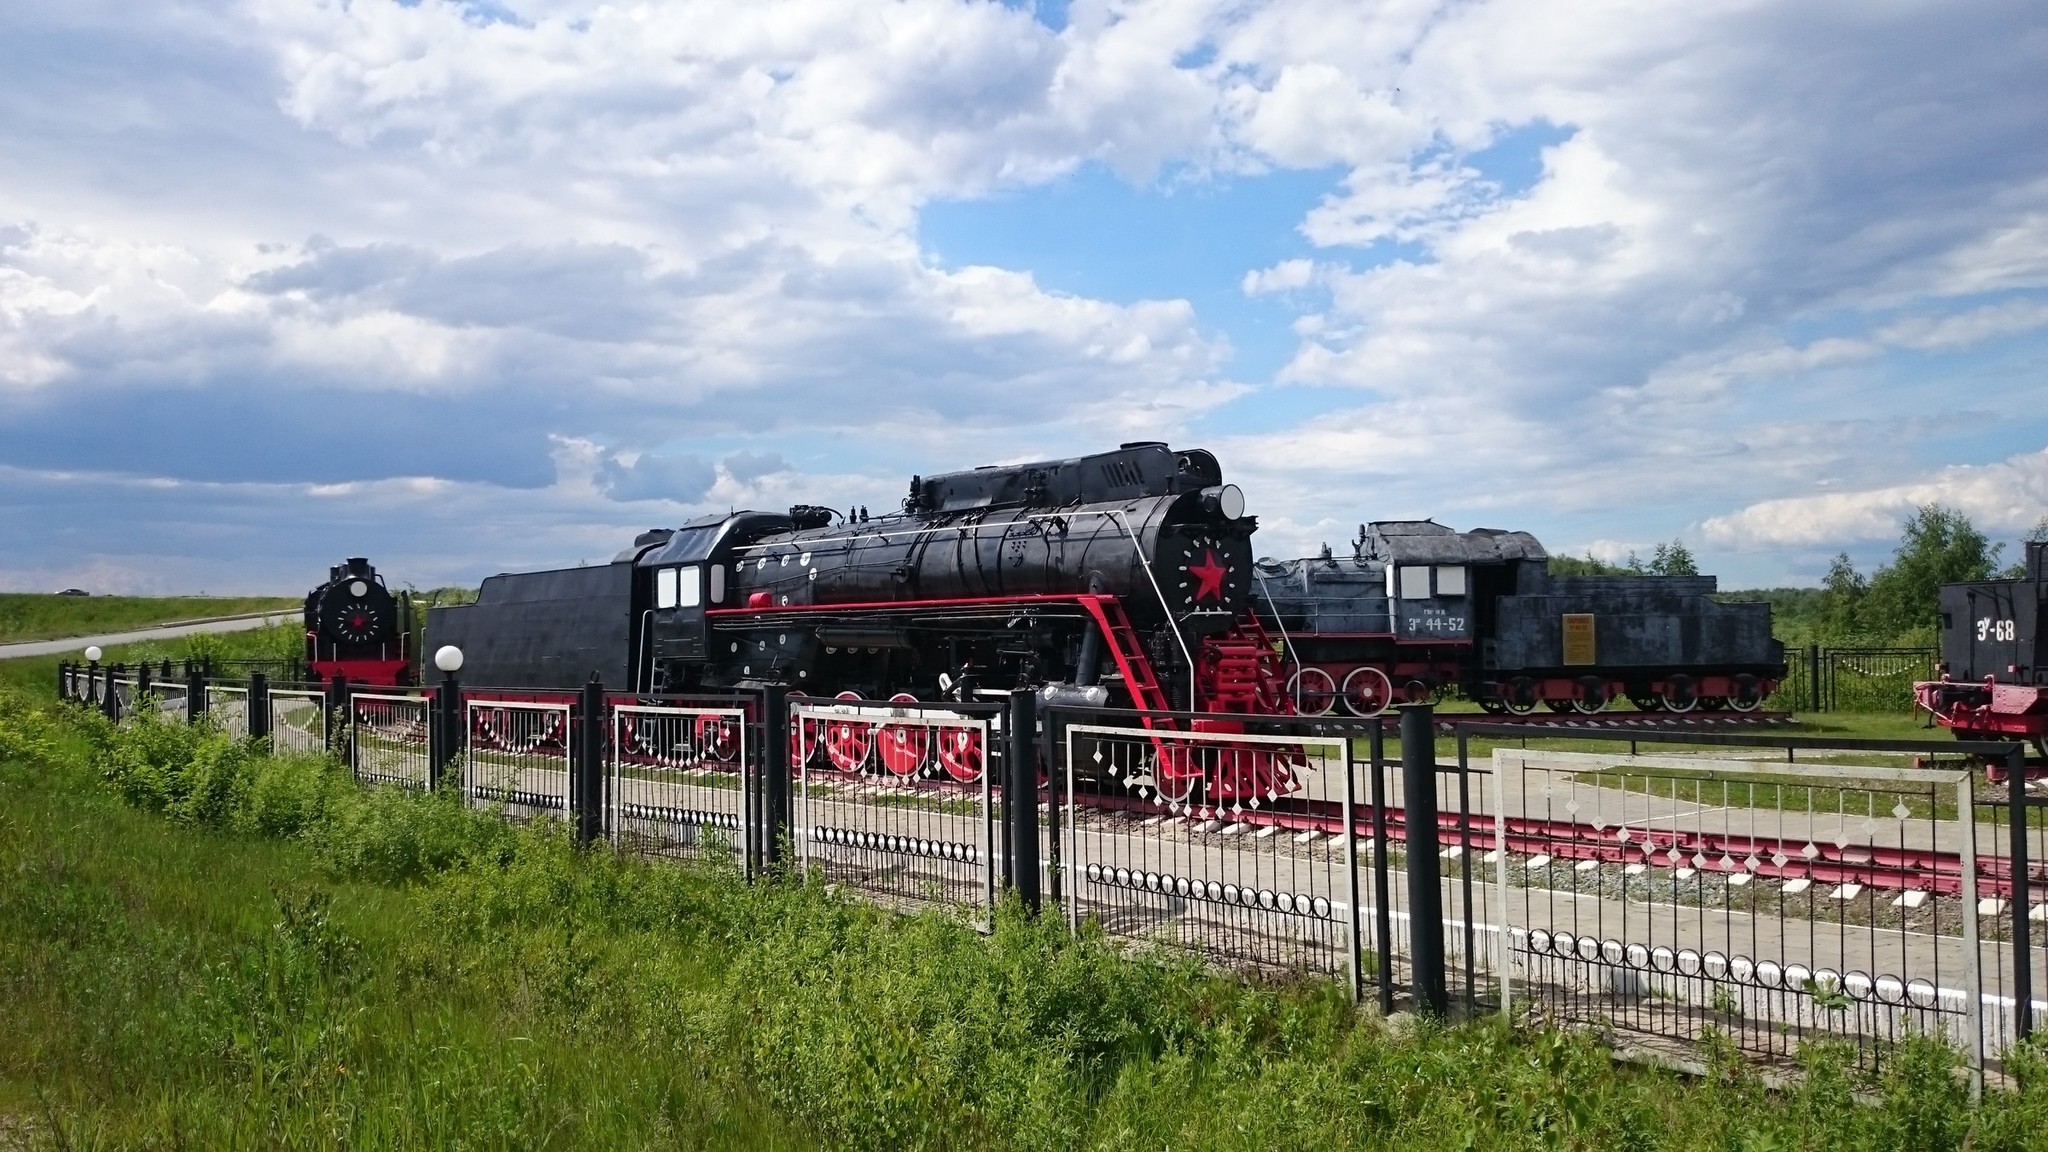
[84,645,102,663]
[434,645,464,675]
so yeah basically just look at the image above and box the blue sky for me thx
[1,0,2044,594]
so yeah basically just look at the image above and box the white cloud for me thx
[1701,448,2048,549]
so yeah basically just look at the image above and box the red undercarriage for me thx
[309,657,412,687]
[1914,679,2048,777]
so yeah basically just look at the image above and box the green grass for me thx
[0,592,297,644]
[9,695,2048,1148]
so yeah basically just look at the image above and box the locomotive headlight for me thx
[349,580,368,597]
[1201,484,1246,521]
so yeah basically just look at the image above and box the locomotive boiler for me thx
[304,557,414,686]
[1254,521,1784,715]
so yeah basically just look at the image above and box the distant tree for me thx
[1548,552,1633,577]
[1864,504,2002,640]
[2029,515,2048,543]
[1648,540,1699,576]
[1818,552,1867,641]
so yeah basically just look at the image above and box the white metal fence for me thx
[611,704,750,863]
[793,699,996,921]
[464,700,573,812]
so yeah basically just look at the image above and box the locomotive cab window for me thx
[1398,566,1431,600]
[1435,566,1467,597]
[708,563,725,604]
[656,566,702,611]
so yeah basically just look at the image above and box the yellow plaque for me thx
[1561,613,1596,666]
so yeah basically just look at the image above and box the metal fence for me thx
[793,698,997,922]
[611,702,752,865]
[1060,722,1360,989]
[350,691,432,789]
[208,683,251,738]
[1771,645,1939,713]
[269,689,327,755]
[1490,747,1982,1073]
[464,699,573,813]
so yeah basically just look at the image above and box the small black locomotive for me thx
[1253,521,1785,715]
[428,443,1284,714]
[304,557,414,686]
[1915,541,2048,758]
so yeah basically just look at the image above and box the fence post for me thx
[325,674,350,754]
[2012,744,2034,1042]
[56,662,68,702]
[1807,644,1822,713]
[762,684,790,870]
[1370,719,1396,1015]
[1400,702,1448,1017]
[137,662,152,712]
[249,670,270,742]
[576,676,605,848]
[1008,688,1042,915]
[187,662,204,724]
[103,664,122,723]
[430,672,460,791]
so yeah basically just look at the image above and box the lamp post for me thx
[430,646,463,791]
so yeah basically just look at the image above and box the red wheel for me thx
[877,692,929,777]
[1154,741,1204,802]
[824,691,874,773]
[936,724,984,783]
[1286,666,1338,715]
[471,707,509,751]
[695,714,740,762]
[788,690,816,767]
[1341,666,1394,717]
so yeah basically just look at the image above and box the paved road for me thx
[0,611,296,661]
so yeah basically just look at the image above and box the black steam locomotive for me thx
[305,557,414,686]
[1253,521,1785,715]
[1914,541,2048,759]
[428,443,1284,715]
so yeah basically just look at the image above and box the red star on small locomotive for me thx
[1187,549,1228,601]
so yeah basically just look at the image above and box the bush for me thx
[0,687,56,767]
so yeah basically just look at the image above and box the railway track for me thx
[1431,709,1798,733]
[1072,784,2045,900]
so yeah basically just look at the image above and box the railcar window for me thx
[1398,566,1430,600]
[1435,565,1467,596]
[678,565,702,609]
[708,563,725,604]
[655,567,679,610]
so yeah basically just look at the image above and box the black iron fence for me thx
[1769,644,1938,713]
[57,661,2044,1083]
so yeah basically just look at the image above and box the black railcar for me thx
[1254,521,1784,715]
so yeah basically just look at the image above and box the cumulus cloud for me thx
[1701,448,2048,550]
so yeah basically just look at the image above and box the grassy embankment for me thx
[0,593,298,645]
[5,683,2048,1149]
